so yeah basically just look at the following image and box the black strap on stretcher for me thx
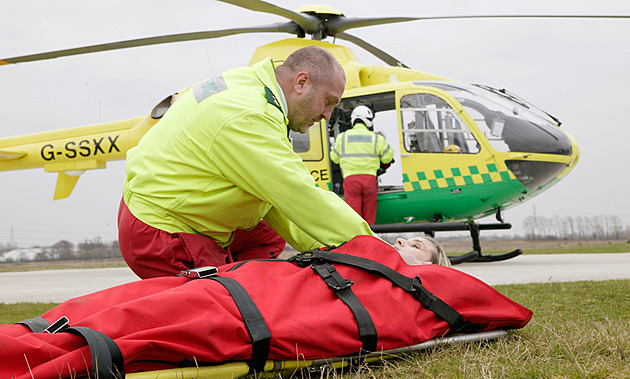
[291,249,487,334]
[182,267,271,374]
[17,316,125,378]
[311,261,378,352]
[17,316,50,333]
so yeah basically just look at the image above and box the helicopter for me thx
[1,1,626,261]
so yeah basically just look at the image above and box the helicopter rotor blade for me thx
[327,16,420,34]
[333,14,629,68]
[2,8,628,67]
[216,0,321,33]
[0,22,298,65]
[391,14,630,23]
[336,32,409,69]
[328,14,630,35]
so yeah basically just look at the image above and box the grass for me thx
[0,302,58,324]
[314,280,630,378]
[0,258,128,273]
[2,280,628,378]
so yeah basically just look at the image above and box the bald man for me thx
[118,46,377,278]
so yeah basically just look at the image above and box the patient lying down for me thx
[392,235,451,267]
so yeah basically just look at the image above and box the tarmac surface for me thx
[1,252,629,304]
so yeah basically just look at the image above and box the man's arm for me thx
[377,134,395,164]
[330,132,343,164]
[212,113,375,250]
[263,206,322,251]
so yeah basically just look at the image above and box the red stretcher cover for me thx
[0,235,532,378]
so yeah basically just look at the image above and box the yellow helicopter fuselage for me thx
[252,39,579,223]
[0,38,579,223]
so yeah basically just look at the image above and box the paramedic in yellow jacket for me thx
[330,105,394,225]
[118,46,376,279]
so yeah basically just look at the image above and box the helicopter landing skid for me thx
[370,221,522,265]
[459,221,522,264]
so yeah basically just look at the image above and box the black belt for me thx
[17,316,124,378]
[311,261,378,352]
[183,267,271,374]
[292,249,487,333]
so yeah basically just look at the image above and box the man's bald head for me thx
[276,45,346,88]
[275,45,346,133]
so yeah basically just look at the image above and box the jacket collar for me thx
[253,58,288,124]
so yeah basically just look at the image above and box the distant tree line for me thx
[0,237,121,263]
[523,214,628,241]
[2,214,629,260]
[0,242,16,255]
[36,237,121,261]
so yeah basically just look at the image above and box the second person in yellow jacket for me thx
[330,105,394,224]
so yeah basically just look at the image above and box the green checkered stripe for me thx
[403,163,515,191]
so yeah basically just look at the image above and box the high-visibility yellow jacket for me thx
[123,58,375,251]
[330,123,394,177]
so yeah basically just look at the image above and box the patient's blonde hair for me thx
[423,235,451,267]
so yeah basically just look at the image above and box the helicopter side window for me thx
[290,124,325,162]
[289,129,310,153]
[420,81,572,155]
[401,93,479,154]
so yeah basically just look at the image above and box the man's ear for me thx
[293,71,310,95]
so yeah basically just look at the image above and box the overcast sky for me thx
[1,0,629,247]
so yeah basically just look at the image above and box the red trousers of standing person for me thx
[117,199,286,279]
[342,174,378,225]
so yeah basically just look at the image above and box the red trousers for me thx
[118,199,286,279]
[343,174,378,225]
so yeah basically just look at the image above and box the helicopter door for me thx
[328,91,401,195]
[373,109,404,191]
[387,90,487,223]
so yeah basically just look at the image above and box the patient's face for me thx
[393,237,435,265]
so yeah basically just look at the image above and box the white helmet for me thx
[350,105,374,128]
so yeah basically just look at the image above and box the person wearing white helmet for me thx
[330,105,394,224]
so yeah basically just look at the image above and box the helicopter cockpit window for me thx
[417,82,572,156]
[400,93,479,154]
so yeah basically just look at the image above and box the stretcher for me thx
[2,235,532,379]
[128,330,509,378]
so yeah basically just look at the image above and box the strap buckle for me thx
[292,251,318,268]
[44,316,69,334]
[311,263,354,291]
[181,266,218,279]
[411,275,437,305]
[329,277,354,292]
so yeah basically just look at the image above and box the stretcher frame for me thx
[127,330,508,378]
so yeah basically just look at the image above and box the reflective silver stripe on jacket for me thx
[333,132,382,158]
[336,132,390,158]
